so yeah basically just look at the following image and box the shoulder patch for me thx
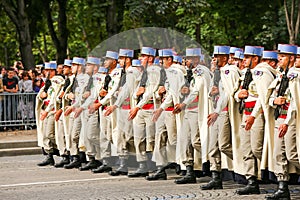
[288,72,298,80]
[254,70,263,76]
[225,69,230,75]
[193,68,203,76]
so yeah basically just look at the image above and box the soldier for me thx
[101,48,135,176]
[127,47,161,178]
[232,51,245,70]
[74,57,103,171]
[234,46,264,195]
[36,62,65,166]
[91,51,123,173]
[201,45,233,190]
[104,58,143,176]
[265,45,298,200]
[54,59,73,168]
[228,47,242,65]
[63,57,90,169]
[146,49,185,181]
[172,48,212,184]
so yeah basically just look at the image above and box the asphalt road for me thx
[1,155,300,200]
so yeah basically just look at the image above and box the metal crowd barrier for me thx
[0,92,37,129]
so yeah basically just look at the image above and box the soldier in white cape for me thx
[36,62,65,166]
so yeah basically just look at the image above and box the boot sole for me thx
[201,186,223,190]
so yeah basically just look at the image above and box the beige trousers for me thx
[116,108,135,158]
[68,112,82,156]
[152,111,177,166]
[208,111,232,171]
[42,111,56,154]
[179,111,201,166]
[55,114,67,156]
[240,113,265,179]
[85,112,101,159]
[99,109,113,159]
[133,109,156,162]
[274,111,300,181]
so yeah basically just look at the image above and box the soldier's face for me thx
[140,54,149,67]
[278,54,290,67]
[118,56,126,67]
[243,55,252,68]
[295,56,300,68]
[63,66,71,75]
[104,58,113,68]
[57,65,63,74]
[228,54,234,65]
[86,63,94,74]
[71,64,79,74]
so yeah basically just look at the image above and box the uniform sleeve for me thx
[214,92,229,114]
[160,93,173,110]
[183,76,202,106]
[100,74,121,105]
[251,98,262,118]
[114,82,130,108]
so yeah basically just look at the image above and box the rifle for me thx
[185,62,194,87]
[274,60,290,120]
[44,73,52,94]
[137,62,148,103]
[238,61,253,114]
[211,59,221,108]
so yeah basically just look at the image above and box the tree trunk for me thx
[106,0,118,37]
[284,0,300,44]
[0,0,35,69]
[44,0,68,64]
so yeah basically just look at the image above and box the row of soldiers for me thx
[35,44,300,200]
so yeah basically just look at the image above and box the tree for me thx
[43,0,68,64]
[284,0,300,44]
[0,0,35,69]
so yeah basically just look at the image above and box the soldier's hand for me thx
[64,106,74,116]
[55,109,63,121]
[274,96,286,106]
[83,91,91,99]
[158,86,166,96]
[68,93,75,100]
[210,86,219,96]
[128,107,139,120]
[99,89,108,97]
[58,91,65,99]
[40,91,47,99]
[136,87,145,97]
[245,116,255,131]
[152,108,163,122]
[89,102,102,114]
[74,107,84,118]
[207,112,219,127]
[181,86,189,95]
[104,105,117,116]
[173,103,185,114]
[238,89,249,99]
[278,124,288,138]
[40,110,48,121]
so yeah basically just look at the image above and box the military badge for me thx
[225,70,230,75]
[288,72,298,80]
[254,70,263,76]
[194,68,203,76]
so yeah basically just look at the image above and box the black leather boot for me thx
[109,158,128,176]
[145,166,167,181]
[92,159,112,173]
[54,155,70,168]
[128,162,149,177]
[79,151,87,164]
[201,171,223,190]
[265,181,290,200]
[64,155,81,169]
[37,154,54,166]
[236,176,260,195]
[79,156,102,171]
[174,165,196,184]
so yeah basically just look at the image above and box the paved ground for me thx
[1,155,300,200]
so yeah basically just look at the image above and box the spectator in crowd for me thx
[19,71,33,93]
[33,78,42,93]
[0,67,6,79]
[3,68,19,124]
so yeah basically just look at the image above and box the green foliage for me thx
[0,0,298,66]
